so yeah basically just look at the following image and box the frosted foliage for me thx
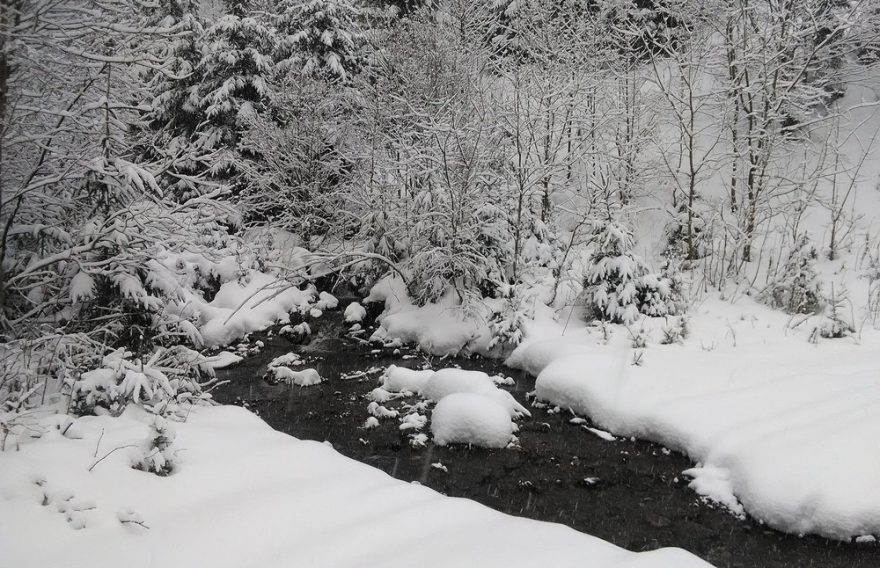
[69,347,215,417]
[583,220,679,323]
[763,235,823,314]
[583,220,646,324]
[274,0,365,82]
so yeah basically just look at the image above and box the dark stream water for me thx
[212,302,878,568]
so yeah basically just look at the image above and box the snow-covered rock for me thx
[344,301,366,323]
[380,365,433,395]
[431,393,515,448]
[421,369,530,419]
[270,366,322,387]
[316,291,338,310]
[199,272,313,348]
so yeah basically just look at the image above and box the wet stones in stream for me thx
[212,305,879,568]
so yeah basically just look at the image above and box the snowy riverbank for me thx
[0,404,710,568]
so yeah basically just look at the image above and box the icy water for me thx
[213,303,878,568]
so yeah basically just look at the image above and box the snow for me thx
[380,365,433,394]
[344,301,366,323]
[198,272,313,347]
[203,351,243,370]
[0,406,711,568]
[431,393,516,448]
[421,368,530,419]
[280,322,311,337]
[507,295,880,540]
[316,291,338,310]
[267,352,304,368]
[374,366,531,448]
[398,412,428,431]
[366,401,398,419]
[683,465,745,518]
[270,366,322,387]
[365,276,493,355]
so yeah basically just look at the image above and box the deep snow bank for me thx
[365,276,496,356]
[0,405,710,568]
[507,296,880,540]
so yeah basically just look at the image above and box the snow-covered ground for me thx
[506,294,880,541]
[0,405,710,568]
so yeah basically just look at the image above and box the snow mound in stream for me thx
[381,365,433,394]
[344,301,366,323]
[421,368,530,419]
[431,393,515,448]
[375,367,531,448]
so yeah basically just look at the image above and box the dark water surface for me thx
[213,303,878,568]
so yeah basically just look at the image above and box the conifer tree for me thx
[274,0,365,83]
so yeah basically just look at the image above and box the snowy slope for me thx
[0,405,710,568]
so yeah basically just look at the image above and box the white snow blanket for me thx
[0,406,709,568]
[199,272,313,347]
[508,296,880,540]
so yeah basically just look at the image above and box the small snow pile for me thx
[371,366,530,448]
[271,367,322,387]
[367,401,399,419]
[431,393,515,448]
[265,352,321,387]
[316,291,339,310]
[380,365,433,394]
[344,301,366,323]
[268,353,304,368]
[279,322,311,338]
[204,351,243,370]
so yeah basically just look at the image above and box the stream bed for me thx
[212,303,877,568]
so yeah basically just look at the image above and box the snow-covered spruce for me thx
[582,219,678,324]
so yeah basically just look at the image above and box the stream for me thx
[212,301,877,568]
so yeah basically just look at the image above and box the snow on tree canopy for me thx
[273,0,366,82]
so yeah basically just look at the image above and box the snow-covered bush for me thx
[809,284,854,341]
[582,219,681,324]
[763,235,823,314]
[636,273,679,318]
[132,416,177,476]
[582,219,646,324]
[68,347,217,417]
[860,240,880,326]
[273,0,367,83]
[237,76,350,239]
[488,283,538,349]
[660,316,689,345]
